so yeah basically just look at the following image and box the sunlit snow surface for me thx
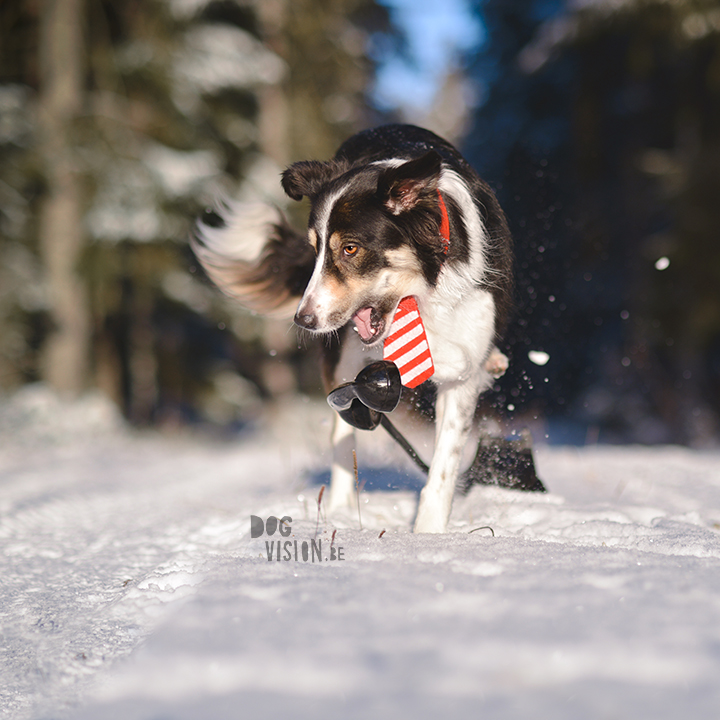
[2,398,720,719]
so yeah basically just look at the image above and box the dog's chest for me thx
[420,289,497,384]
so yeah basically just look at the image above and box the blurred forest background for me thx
[1,0,719,446]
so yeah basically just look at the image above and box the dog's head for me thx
[282,151,447,345]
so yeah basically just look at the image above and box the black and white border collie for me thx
[193,124,514,533]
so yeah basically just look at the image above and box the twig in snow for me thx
[468,525,495,536]
[353,449,363,530]
[314,485,325,539]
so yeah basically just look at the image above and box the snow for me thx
[173,24,286,96]
[144,145,221,200]
[528,350,550,366]
[2,391,720,719]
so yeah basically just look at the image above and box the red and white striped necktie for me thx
[383,296,434,388]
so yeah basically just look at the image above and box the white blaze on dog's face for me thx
[289,153,445,345]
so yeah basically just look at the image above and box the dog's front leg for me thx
[413,379,483,533]
[327,413,357,511]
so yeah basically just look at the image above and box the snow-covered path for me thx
[2,405,720,719]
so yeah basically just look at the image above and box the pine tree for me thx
[467,0,720,443]
[0,0,388,427]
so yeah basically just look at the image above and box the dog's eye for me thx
[343,244,359,257]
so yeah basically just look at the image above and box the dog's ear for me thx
[281,160,348,201]
[378,151,443,215]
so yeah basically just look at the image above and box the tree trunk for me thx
[37,0,90,396]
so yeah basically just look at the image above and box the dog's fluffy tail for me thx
[191,202,314,319]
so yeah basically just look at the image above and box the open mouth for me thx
[351,306,387,345]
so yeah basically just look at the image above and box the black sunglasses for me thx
[326,360,430,473]
[326,360,402,430]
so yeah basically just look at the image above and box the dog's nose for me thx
[294,312,317,330]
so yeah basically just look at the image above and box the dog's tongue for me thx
[351,307,375,341]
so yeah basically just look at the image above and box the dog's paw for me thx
[485,348,508,378]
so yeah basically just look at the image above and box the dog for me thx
[193,124,518,533]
